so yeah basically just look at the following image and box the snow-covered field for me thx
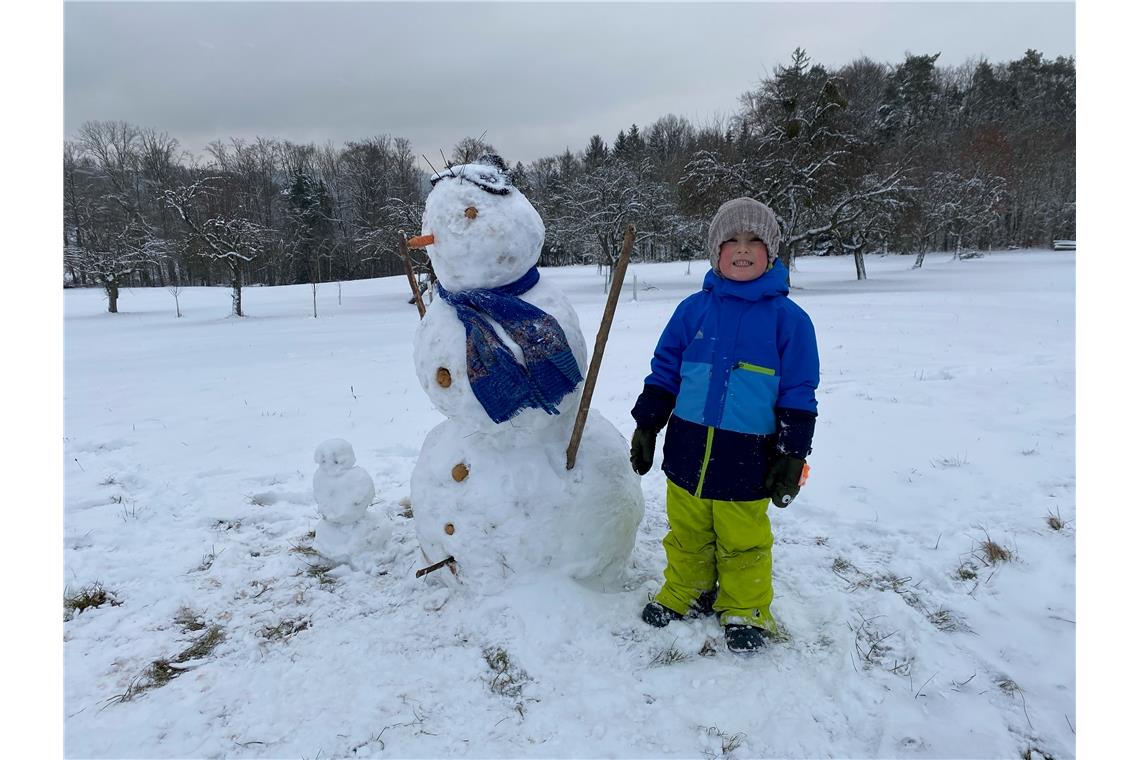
[63,251,1074,759]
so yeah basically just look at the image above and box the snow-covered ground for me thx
[63,251,1074,758]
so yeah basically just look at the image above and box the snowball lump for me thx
[313,513,393,570]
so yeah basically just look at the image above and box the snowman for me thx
[409,155,644,590]
[312,438,391,570]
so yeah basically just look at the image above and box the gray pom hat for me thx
[707,197,781,275]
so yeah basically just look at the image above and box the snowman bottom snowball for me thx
[410,413,644,590]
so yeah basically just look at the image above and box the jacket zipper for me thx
[735,361,776,375]
[694,426,715,498]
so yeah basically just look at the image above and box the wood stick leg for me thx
[415,555,456,578]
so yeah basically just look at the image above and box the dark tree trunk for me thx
[230,262,243,317]
[778,246,793,274]
[778,241,795,287]
[310,257,319,318]
[105,281,119,313]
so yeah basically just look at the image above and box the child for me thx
[629,197,819,653]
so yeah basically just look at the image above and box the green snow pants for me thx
[655,478,776,631]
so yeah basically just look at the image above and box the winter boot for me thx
[693,588,717,618]
[641,601,684,628]
[725,624,771,653]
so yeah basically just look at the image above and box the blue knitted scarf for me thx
[436,267,583,424]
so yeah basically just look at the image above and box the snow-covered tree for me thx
[683,50,882,276]
[163,178,273,317]
[65,126,170,310]
[912,171,1007,268]
[548,158,674,292]
[354,194,429,304]
[64,218,165,313]
[337,136,425,280]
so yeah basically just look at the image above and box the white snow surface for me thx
[64,251,1075,759]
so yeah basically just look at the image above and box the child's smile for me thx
[718,233,770,281]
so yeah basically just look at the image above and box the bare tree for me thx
[76,121,143,212]
[64,218,165,313]
[165,253,185,317]
[913,171,1006,268]
[450,135,497,166]
[785,167,913,280]
[355,195,429,306]
[164,178,272,316]
[65,128,167,310]
[550,159,673,293]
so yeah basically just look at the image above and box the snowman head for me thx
[314,438,356,472]
[421,155,545,292]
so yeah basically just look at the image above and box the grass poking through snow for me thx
[649,642,691,667]
[261,617,312,641]
[107,624,225,705]
[969,528,1015,568]
[64,583,120,620]
[978,539,1013,565]
[483,646,531,700]
[174,606,207,632]
[305,562,336,586]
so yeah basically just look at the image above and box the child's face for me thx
[718,232,769,281]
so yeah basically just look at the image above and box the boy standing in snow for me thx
[629,197,819,653]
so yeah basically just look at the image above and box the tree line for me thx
[64,48,1074,313]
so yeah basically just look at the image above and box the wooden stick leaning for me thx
[566,224,636,470]
[414,554,455,578]
[400,234,427,319]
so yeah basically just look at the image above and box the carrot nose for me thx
[407,234,435,248]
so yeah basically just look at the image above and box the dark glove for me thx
[765,455,807,508]
[630,428,657,476]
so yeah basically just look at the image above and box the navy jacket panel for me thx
[662,415,775,501]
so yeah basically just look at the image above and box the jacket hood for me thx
[703,259,790,300]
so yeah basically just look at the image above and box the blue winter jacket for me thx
[631,260,819,501]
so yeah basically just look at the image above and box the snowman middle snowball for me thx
[409,155,644,590]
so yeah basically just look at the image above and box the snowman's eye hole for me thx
[464,206,478,220]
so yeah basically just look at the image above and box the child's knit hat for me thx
[707,197,781,275]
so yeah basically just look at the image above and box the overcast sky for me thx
[64,1,1075,169]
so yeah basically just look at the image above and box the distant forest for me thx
[64,48,1075,313]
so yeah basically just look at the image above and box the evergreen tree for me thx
[583,134,609,169]
[613,123,645,162]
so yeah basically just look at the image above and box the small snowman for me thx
[312,438,391,570]
[409,155,644,590]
